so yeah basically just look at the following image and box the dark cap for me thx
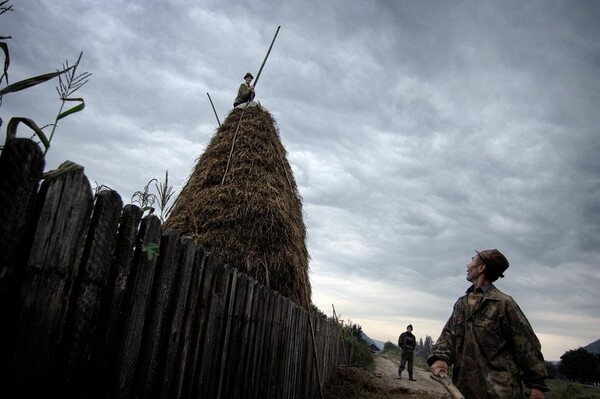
[476,249,509,278]
[407,324,413,330]
[244,72,254,79]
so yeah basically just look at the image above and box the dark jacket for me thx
[428,285,548,399]
[398,331,416,353]
[233,82,255,106]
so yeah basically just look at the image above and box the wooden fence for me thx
[0,138,353,398]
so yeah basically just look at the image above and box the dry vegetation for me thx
[323,354,447,399]
[164,105,310,308]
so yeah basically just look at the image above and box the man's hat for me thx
[244,72,254,79]
[476,249,509,278]
[407,324,413,330]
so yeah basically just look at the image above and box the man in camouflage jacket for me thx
[428,249,549,399]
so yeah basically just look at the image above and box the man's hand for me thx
[529,388,545,399]
[430,359,449,376]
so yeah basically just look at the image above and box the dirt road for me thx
[371,353,449,398]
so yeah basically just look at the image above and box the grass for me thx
[546,379,600,399]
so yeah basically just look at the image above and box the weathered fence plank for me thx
[57,189,124,395]
[9,167,93,396]
[268,293,285,399]
[185,254,217,399]
[172,247,207,399]
[196,261,232,397]
[88,204,143,398]
[247,284,269,399]
[111,215,162,399]
[0,138,44,384]
[218,270,249,398]
[232,277,258,398]
[257,291,277,398]
[290,302,302,398]
[301,307,311,397]
[280,299,292,399]
[135,229,181,398]
[158,236,197,398]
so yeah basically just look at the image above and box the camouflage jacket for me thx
[428,285,549,399]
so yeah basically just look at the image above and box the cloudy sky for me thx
[3,0,599,361]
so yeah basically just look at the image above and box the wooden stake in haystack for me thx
[164,29,310,308]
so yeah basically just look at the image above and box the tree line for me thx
[548,347,600,385]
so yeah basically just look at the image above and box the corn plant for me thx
[131,171,175,223]
[43,51,91,154]
[131,171,176,261]
[0,1,89,154]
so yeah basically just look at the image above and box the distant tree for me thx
[545,361,558,379]
[414,335,433,360]
[423,335,433,357]
[559,347,600,384]
[350,323,363,340]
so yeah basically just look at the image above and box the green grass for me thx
[546,379,600,399]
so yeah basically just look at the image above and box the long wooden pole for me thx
[304,286,324,399]
[206,92,221,126]
[253,26,281,88]
[222,25,281,185]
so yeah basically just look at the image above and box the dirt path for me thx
[371,353,449,398]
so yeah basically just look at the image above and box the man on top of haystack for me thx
[233,72,255,107]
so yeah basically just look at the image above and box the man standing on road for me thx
[398,324,416,381]
[428,249,549,399]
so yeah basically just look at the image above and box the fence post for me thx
[57,189,124,396]
[8,165,93,397]
[158,236,198,398]
[88,204,143,399]
[0,139,44,386]
[110,215,162,399]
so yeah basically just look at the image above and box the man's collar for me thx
[466,284,493,293]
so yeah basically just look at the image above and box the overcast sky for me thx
[2,0,599,361]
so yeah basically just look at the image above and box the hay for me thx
[164,105,310,308]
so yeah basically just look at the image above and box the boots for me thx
[398,371,402,379]
[409,373,416,381]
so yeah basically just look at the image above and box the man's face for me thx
[466,255,484,282]
[245,76,253,84]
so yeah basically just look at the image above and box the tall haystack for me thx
[164,104,310,308]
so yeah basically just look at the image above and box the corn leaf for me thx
[56,97,85,121]
[0,67,73,96]
[6,117,50,150]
